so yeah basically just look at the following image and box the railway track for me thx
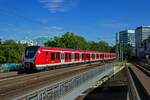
[0,62,101,81]
[127,63,150,100]
[142,63,150,72]
[0,73,18,80]
[0,62,105,99]
[134,63,150,77]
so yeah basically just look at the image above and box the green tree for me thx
[45,32,112,52]
[114,43,135,61]
[45,32,90,50]
[0,40,27,64]
[88,41,111,52]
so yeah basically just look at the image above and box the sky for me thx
[0,0,150,44]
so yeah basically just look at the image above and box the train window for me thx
[75,53,79,59]
[25,46,40,58]
[69,53,71,59]
[92,54,95,58]
[75,53,77,58]
[89,54,91,58]
[65,53,71,60]
[100,54,104,58]
[87,54,90,58]
[56,52,60,60]
[96,54,99,58]
[82,54,85,59]
[46,51,48,56]
[61,53,64,60]
[77,53,79,58]
[51,52,55,60]
[78,54,80,58]
[65,53,68,60]
[72,53,75,59]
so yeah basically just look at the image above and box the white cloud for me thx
[49,26,64,31]
[0,24,65,40]
[39,0,79,13]
[33,26,65,37]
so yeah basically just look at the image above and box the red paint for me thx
[24,47,116,69]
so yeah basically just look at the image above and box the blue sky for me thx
[0,0,150,44]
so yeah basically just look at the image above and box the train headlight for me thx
[38,50,41,54]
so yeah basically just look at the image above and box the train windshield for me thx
[25,46,40,58]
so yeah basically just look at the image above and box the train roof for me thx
[29,46,115,54]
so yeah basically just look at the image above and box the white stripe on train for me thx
[35,58,115,68]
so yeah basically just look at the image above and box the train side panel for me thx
[24,46,116,70]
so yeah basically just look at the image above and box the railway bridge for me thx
[0,62,125,100]
[0,61,149,100]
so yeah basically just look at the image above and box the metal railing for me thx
[16,63,114,100]
[126,67,141,100]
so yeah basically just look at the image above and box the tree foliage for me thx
[0,32,113,64]
[0,40,27,64]
[45,32,112,52]
[45,32,90,50]
[88,41,111,52]
[115,43,135,60]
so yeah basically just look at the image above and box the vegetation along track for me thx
[0,62,105,98]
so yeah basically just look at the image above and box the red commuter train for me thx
[23,46,116,70]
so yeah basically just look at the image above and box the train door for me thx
[50,52,55,64]
[79,52,82,62]
[61,51,65,64]
[92,53,95,60]
[90,53,92,61]
[72,52,74,62]
[45,51,49,64]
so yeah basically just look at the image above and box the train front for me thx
[23,46,40,70]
